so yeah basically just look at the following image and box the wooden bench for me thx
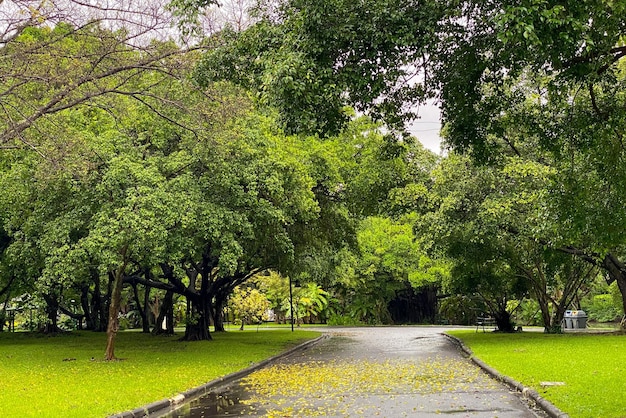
[475,316,496,332]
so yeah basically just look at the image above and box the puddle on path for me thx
[156,383,258,418]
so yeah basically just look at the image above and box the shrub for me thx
[511,299,542,327]
[583,294,622,323]
[326,314,365,326]
[438,295,484,325]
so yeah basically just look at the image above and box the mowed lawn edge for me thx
[448,329,626,417]
[0,329,321,418]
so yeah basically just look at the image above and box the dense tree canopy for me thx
[178,0,626,329]
[191,0,446,136]
[0,17,440,356]
[2,0,624,347]
[0,19,331,355]
[420,152,602,331]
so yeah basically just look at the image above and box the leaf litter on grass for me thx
[240,356,499,416]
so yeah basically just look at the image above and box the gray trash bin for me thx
[564,310,573,329]
[571,310,587,329]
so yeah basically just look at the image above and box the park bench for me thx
[475,316,496,332]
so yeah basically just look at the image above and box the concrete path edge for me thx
[443,333,569,418]
[108,334,328,418]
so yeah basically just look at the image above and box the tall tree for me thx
[420,153,601,332]
[183,0,626,320]
[0,22,200,353]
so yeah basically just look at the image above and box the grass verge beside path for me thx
[448,330,626,417]
[0,329,320,418]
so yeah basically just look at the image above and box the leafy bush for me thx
[326,314,365,326]
[438,295,485,325]
[118,311,141,330]
[511,299,542,327]
[228,287,271,329]
[582,294,622,323]
[58,315,76,331]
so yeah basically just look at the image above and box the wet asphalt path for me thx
[158,327,545,418]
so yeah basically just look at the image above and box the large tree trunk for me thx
[213,307,226,332]
[550,304,568,333]
[105,261,127,360]
[180,256,214,341]
[0,293,8,332]
[80,284,92,331]
[153,290,175,335]
[524,264,559,333]
[481,292,515,333]
[535,290,554,332]
[212,291,227,332]
[181,296,212,341]
[86,269,108,332]
[42,292,61,334]
[143,281,152,331]
[493,308,514,333]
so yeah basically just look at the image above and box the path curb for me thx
[443,334,569,418]
[108,334,328,418]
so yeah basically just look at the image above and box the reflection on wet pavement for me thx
[154,327,542,418]
[158,385,251,418]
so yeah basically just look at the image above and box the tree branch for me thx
[556,246,602,267]
[0,276,16,299]
[124,274,177,292]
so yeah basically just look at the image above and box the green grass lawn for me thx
[0,328,320,418]
[449,330,626,417]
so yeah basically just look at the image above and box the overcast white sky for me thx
[408,101,443,154]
